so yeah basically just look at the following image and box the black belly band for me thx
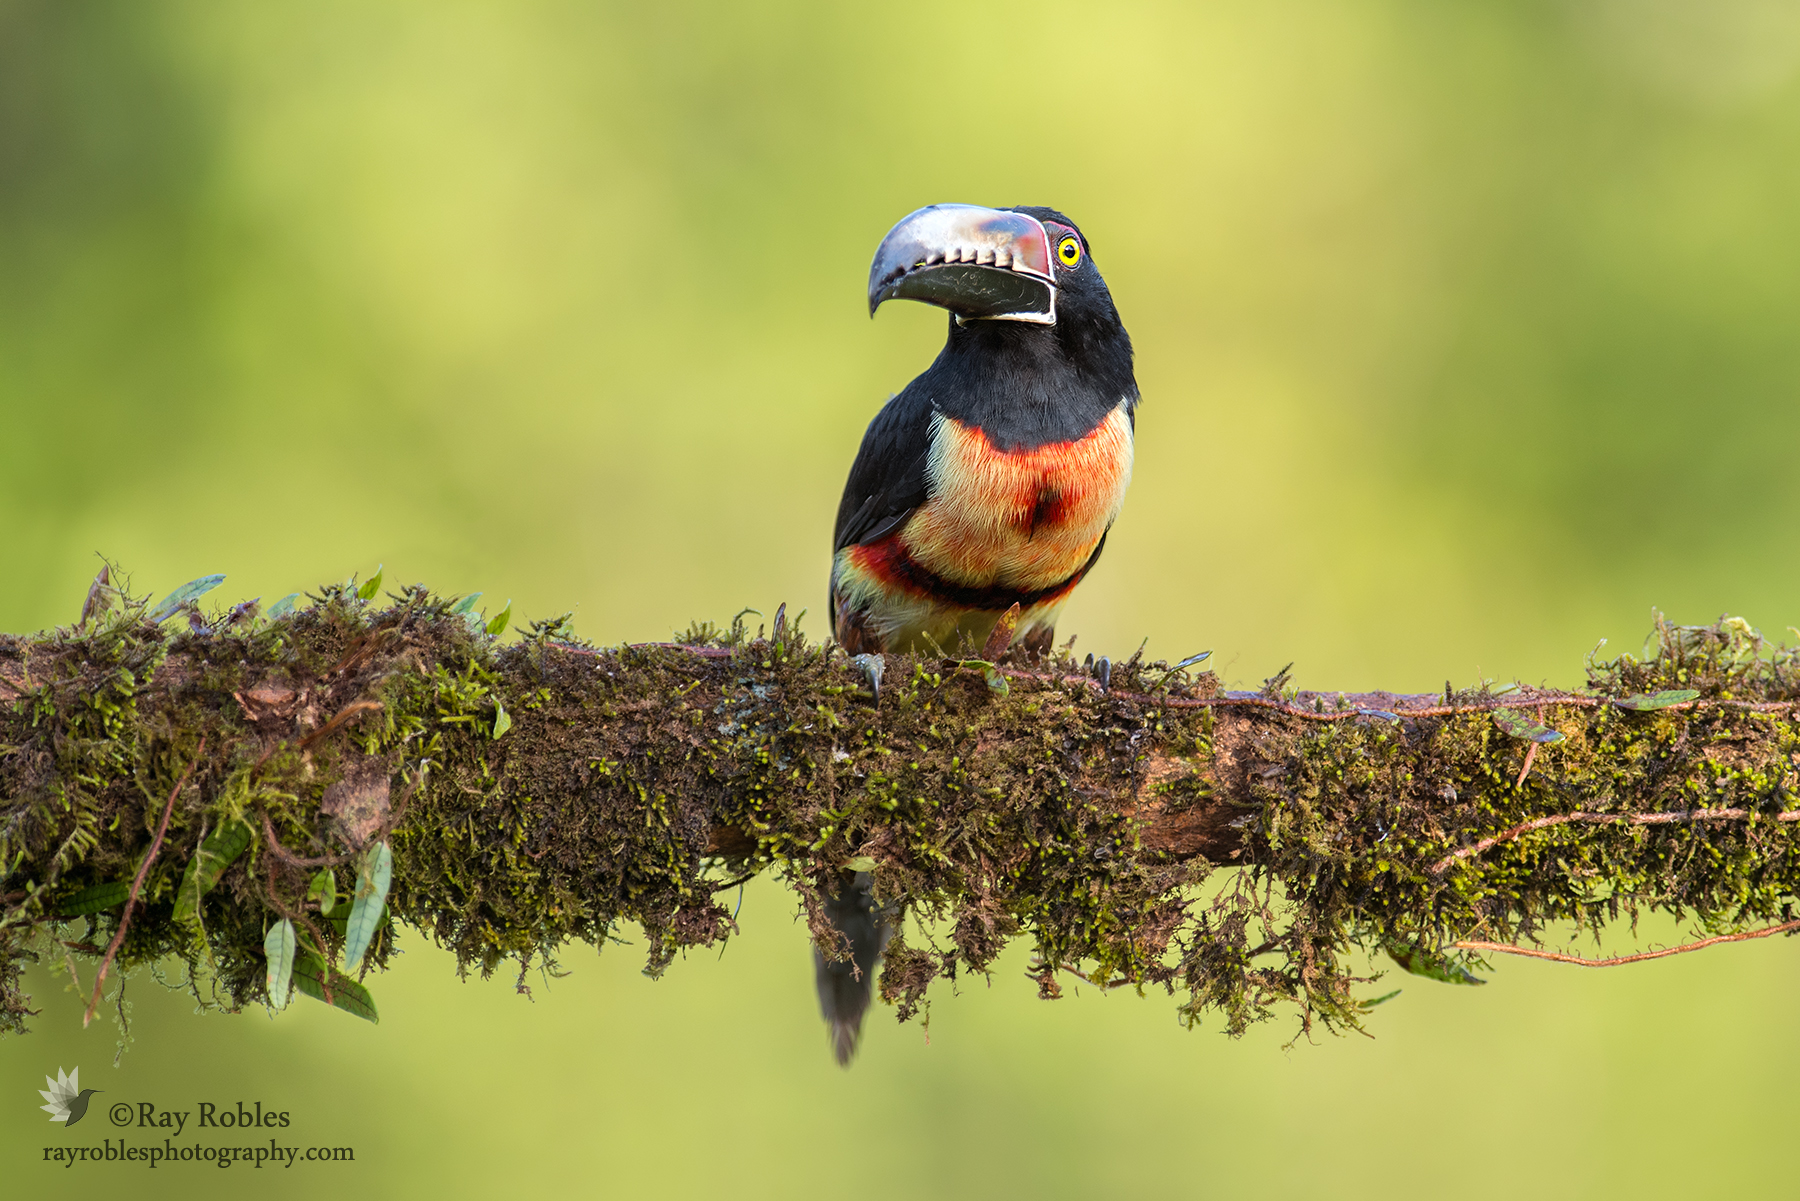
[869,533,1109,612]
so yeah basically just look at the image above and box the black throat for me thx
[918,308,1138,452]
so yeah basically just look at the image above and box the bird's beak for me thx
[867,204,1056,325]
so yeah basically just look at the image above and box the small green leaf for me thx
[450,592,483,615]
[357,564,384,601]
[1491,708,1564,744]
[147,574,225,623]
[1358,988,1403,1011]
[266,593,302,619]
[951,658,1009,696]
[1613,689,1700,711]
[486,599,512,637]
[172,819,255,923]
[305,868,337,911]
[323,898,386,937]
[53,880,131,917]
[342,841,393,970]
[1171,650,1213,671]
[845,856,879,873]
[1386,941,1485,985]
[265,919,297,1011]
[292,954,379,1023]
[491,699,512,739]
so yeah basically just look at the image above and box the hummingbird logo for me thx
[38,1067,102,1128]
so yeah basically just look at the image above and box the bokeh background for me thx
[6,1,1800,1195]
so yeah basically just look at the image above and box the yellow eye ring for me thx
[1057,235,1082,268]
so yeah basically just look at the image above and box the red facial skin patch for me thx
[832,402,1133,652]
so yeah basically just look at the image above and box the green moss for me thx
[2,585,1798,1048]
[1223,614,1800,1036]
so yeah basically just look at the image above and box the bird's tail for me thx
[813,870,891,1067]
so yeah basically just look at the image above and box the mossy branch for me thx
[3,573,1798,1042]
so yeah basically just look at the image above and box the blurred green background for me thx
[6,0,1800,1195]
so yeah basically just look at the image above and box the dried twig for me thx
[1431,807,1800,874]
[296,700,383,750]
[1514,742,1540,788]
[1456,920,1800,967]
[260,810,351,870]
[84,737,204,1027]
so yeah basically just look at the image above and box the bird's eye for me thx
[1057,236,1082,268]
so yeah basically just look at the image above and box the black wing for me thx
[832,385,936,554]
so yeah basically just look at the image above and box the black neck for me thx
[918,313,1138,452]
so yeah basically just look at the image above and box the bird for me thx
[815,203,1139,1065]
[64,1088,102,1128]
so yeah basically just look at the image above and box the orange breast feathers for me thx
[901,403,1134,591]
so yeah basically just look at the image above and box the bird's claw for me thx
[853,653,885,704]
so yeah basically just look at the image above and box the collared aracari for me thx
[813,203,1139,1065]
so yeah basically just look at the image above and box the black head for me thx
[1001,207,1107,312]
[867,203,1137,446]
[983,205,1131,390]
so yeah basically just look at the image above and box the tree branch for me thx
[2,580,1797,1040]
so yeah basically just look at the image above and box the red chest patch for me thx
[901,403,1133,591]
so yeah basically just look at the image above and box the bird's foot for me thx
[852,653,885,704]
[1084,653,1112,691]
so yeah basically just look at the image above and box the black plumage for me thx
[812,871,891,1067]
[832,207,1138,565]
[816,204,1139,1065]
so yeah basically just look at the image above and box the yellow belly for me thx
[832,401,1133,653]
[904,403,1133,590]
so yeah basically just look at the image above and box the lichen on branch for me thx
[2,572,1798,1045]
